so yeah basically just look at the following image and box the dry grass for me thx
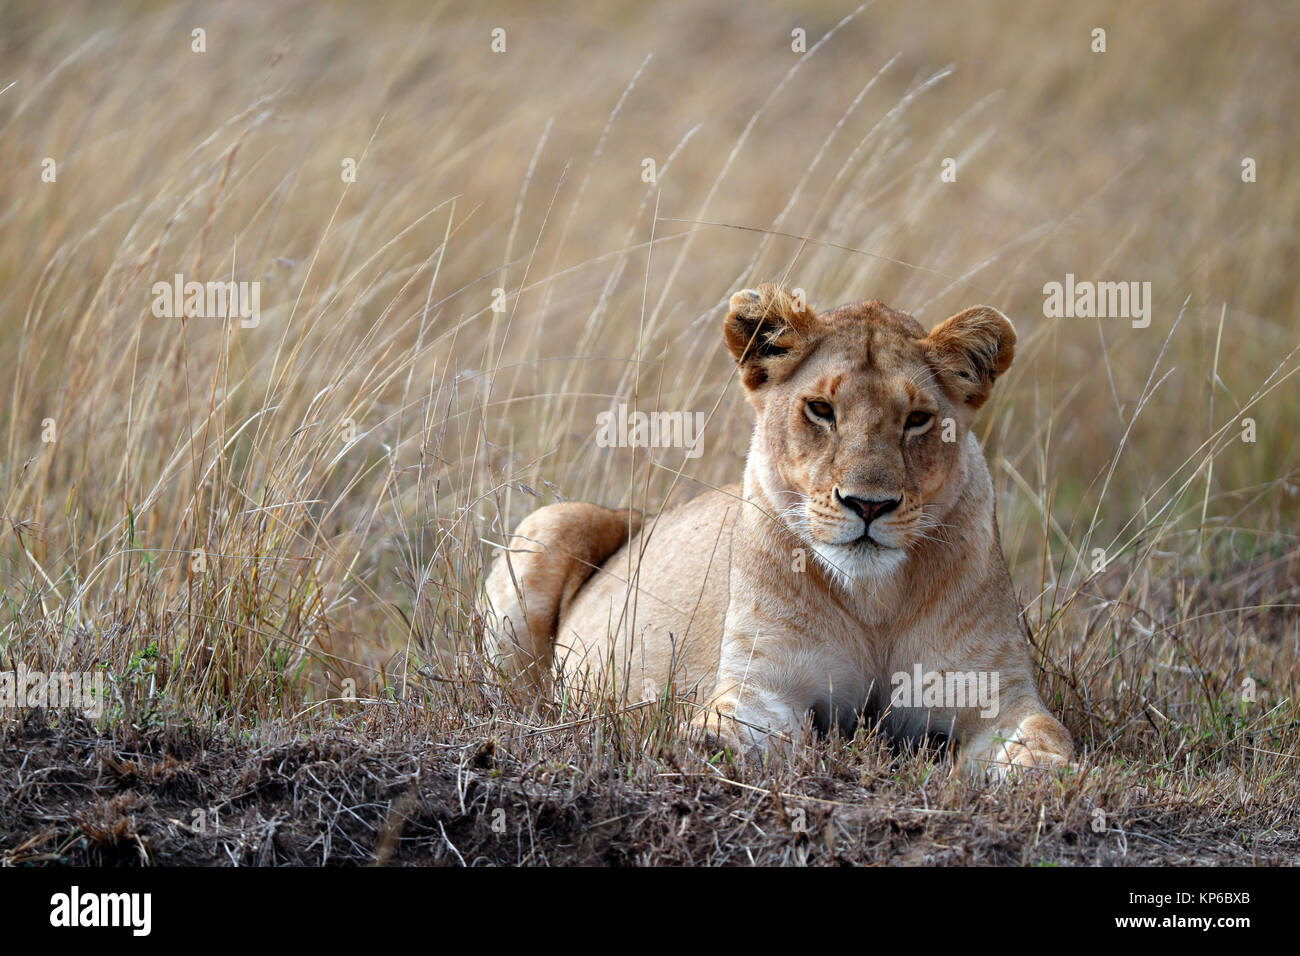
[1,0,1297,865]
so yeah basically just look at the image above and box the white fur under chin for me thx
[809,538,907,593]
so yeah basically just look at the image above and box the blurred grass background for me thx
[0,0,1295,748]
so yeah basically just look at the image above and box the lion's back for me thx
[555,484,744,700]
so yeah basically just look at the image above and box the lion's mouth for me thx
[807,529,910,589]
[807,524,899,550]
[852,529,899,550]
[798,507,906,551]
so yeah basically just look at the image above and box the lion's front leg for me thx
[687,627,808,759]
[892,628,1073,779]
[956,699,1073,778]
[687,692,802,757]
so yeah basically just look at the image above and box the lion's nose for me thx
[835,489,901,529]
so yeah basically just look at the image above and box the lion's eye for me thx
[905,410,933,430]
[807,400,835,423]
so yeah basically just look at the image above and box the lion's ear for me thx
[723,284,819,389]
[924,306,1016,411]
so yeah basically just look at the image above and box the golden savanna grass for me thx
[0,0,1297,864]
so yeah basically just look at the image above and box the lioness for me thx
[483,284,1073,774]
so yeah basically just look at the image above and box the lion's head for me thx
[724,283,1016,587]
